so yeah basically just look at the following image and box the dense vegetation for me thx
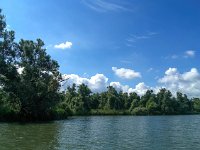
[0,10,200,121]
[0,10,63,121]
[63,83,200,116]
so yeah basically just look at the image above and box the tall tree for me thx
[176,92,190,114]
[77,83,91,112]
[17,39,62,120]
[156,88,175,114]
[106,86,121,110]
[0,9,20,116]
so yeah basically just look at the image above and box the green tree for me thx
[99,92,108,109]
[0,10,63,121]
[65,83,77,111]
[156,88,175,114]
[17,39,62,120]
[192,98,200,112]
[90,93,100,109]
[77,83,92,112]
[176,92,190,114]
[106,86,122,110]
[146,97,158,114]
[0,9,19,108]
[129,92,140,112]
[140,90,154,107]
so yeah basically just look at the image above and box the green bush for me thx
[131,107,148,115]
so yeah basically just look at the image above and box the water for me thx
[0,115,200,150]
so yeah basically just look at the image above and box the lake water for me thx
[0,115,200,150]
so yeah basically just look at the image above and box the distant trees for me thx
[62,83,200,115]
[192,98,200,112]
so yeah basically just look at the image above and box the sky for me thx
[1,0,200,97]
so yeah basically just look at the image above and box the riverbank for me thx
[1,110,200,123]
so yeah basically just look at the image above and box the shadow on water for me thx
[0,121,62,150]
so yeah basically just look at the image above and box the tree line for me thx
[63,83,200,116]
[0,9,200,121]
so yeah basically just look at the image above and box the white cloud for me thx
[110,82,150,96]
[112,67,141,79]
[110,82,130,92]
[61,73,148,95]
[158,68,200,97]
[54,41,72,49]
[185,50,195,58]
[129,82,150,96]
[61,73,108,93]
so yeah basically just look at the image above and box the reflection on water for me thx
[0,115,200,150]
[0,122,60,150]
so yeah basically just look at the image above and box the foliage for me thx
[0,10,63,121]
[63,84,200,116]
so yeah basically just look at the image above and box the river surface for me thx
[0,115,200,150]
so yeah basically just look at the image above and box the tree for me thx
[156,88,175,114]
[0,9,19,104]
[140,90,154,107]
[77,83,92,112]
[146,97,158,114]
[119,92,128,109]
[0,9,21,119]
[176,92,190,114]
[99,92,107,109]
[65,83,77,111]
[0,9,64,121]
[16,39,62,120]
[106,86,121,110]
[126,92,139,109]
[90,93,100,109]
[192,98,200,112]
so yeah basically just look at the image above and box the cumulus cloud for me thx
[61,73,148,95]
[185,50,195,58]
[158,68,200,97]
[129,82,150,96]
[110,82,130,92]
[61,74,108,93]
[54,41,72,49]
[110,82,150,96]
[112,67,141,79]
[111,82,149,94]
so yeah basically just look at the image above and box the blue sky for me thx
[1,0,200,97]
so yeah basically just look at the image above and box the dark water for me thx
[0,115,200,150]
